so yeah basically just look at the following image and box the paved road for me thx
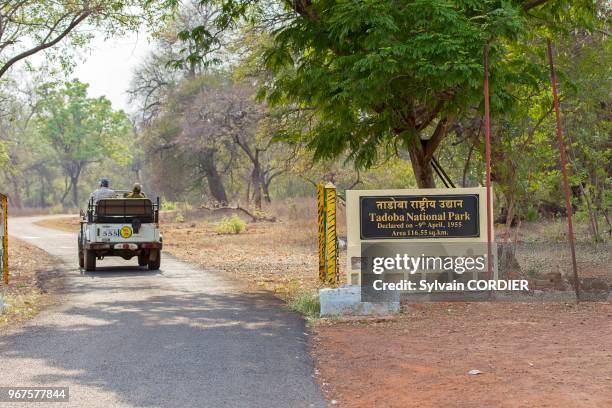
[1,216,326,408]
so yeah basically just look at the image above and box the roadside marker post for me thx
[1,193,7,285]
[317,182,338,285]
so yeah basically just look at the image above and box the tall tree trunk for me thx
[200,150,228,204]
[70,174,79,208]
[251,164,262,210]
[245,180,251,206]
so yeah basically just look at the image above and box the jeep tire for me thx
[85,249,96,272]
[148,249,161,270]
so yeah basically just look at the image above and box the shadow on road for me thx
[80,265,163,278]
[0,290,323,407]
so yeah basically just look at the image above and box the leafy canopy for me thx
[36,79,132,172]
[169,0,596,172]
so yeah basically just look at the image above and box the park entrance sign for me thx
[359,194,480,239]
[346,188,495,297]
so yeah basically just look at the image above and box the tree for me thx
[128,1,226,125]
[36,80,132,207]
[0,74,49,208]
[0,0,168,80]
[139,74,236,204]
[169,0,596,188]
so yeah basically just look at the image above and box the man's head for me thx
[133,183,142,193]
[99,178,110,188]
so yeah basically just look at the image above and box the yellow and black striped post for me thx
[317,184,326,282]
[1,194,7,285]
[317,182,338,285]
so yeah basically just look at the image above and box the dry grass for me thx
[0,237,63,328]
[163,214,347,300]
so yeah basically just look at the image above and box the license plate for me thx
[100,226,133,238]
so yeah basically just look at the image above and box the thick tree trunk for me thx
[407,146,436,188]
[206,170,228,205]
[208,179,228,204]
[199,149,229,205]
[403,118,452,189]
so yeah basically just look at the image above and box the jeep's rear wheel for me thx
[138,254,148,266]
[148,250,161,270]
[78,234,84,268]
[85,250,96,271]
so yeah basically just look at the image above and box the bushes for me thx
[215,215,246,234]
[161,200,178,211]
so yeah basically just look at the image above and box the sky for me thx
[72,31,154,113]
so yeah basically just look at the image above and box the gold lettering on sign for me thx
[375,198,409,210]
[410,197,436,212]
[439,199,463,209]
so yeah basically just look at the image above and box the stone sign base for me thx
[319,285,400,317]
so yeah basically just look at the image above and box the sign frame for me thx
[346,187,493,285]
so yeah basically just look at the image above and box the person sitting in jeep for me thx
[90,178,116,204]
[124,183,146,198]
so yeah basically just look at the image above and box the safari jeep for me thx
[79,197,162,271]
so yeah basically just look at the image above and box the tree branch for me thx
[0,11,90,79]
[523,0,550,11]
[423,116,453,162]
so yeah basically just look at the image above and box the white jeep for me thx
[79,196,162,271]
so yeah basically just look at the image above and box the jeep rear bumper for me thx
[85,242,163,250]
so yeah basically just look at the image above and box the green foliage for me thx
[0,0,171,80]
[214,215,246,234]
[287,290,320,320]
[162,200,178,211]
[261,1,520,168]
[0,141,9,168]
[176,1,596,188]
[35,79,133,206]
[525,207,539,222]
[175,212,185,222]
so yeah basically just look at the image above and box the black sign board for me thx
[360,194,480,239]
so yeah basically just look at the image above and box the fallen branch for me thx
[200,205,276,222]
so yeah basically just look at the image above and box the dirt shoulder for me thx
[0,237,64,328]
[313,301,612,407]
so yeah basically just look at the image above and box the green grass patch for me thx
[214,215,246,234]
[287,289,320,320]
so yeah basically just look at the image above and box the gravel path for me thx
[0,216,326,408]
